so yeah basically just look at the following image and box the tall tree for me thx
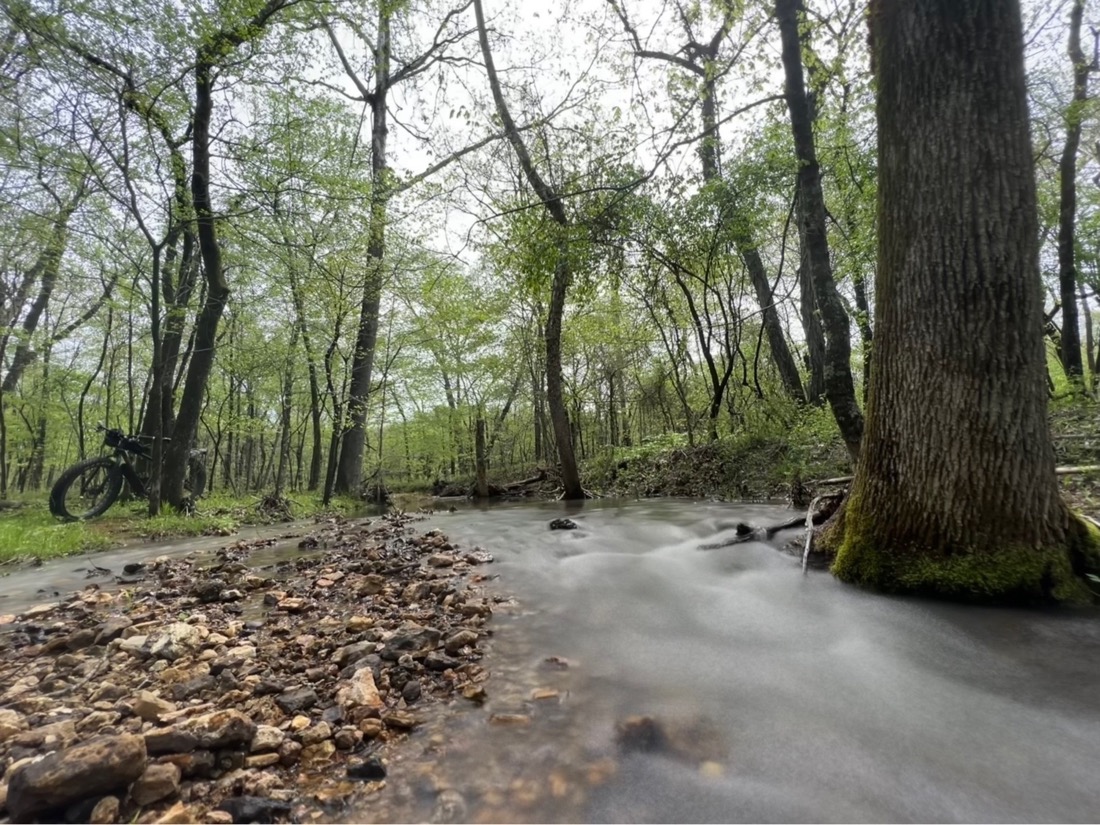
[776,0,864,458]
[826,0,1099,602]
[1056,0,1095,384]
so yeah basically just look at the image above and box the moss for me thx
[830,497,1100,605]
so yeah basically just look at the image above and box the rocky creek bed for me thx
[0,513,505,824]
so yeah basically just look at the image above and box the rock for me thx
[252,678,285,697]
[245,752,280,768]
[22,602,59,619]
[221,588,244,601]
[346,615,374,632]
[134,690,177,722]
[443,629,478,654]
[182,709,257,750]
[300,739,336,768]
[145,727,199,755]
[382,623,441,659]
[0,708,26,742]
[383,711,420,730]
[154,801,198,824]
[430,789,468,824]
[90,795,120,824]
[216,795,291,824]
[289,715,311,732]
[277,740,302,767]
[333,640,376,668]
[191,579,225,603]
[274,686,318,714]
[149,622,203,661]
[131,763,181,806]
[207,812,234,825]
[489,713,530,726]
[463,550,494,564]
[336,667,384,710]
[299,721,332,746]
[65,628,97,650]
[402,680,422,703]
[357,574,386,595]
[531,688,561,701]
[90,682,128,703]
[425,652,461,672]
[347,755,386,781]
[358,718,384,738]
[321,705,346,726]
[75,710,121,734]
[156,750,215,779]
[461,684,487,704]
[249,725,284,754]
[225,644,257,662]
[333,728,360,750]
[615,715,670,753]
[5,733,146,821]
[549,518,577,530]
[276,597,309,613]
[427,554,454,568]
[118,635,150,656]
[13,720,77,750]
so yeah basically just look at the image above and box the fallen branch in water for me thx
[802,496,823,574]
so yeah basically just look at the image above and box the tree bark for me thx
[474,0,583,499]
[475,416,489,498]
[827,0,1099,602]
[777,0,864,458]
[1056,0,1092,382]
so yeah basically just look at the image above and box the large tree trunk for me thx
[827,0,1099,602]
[777,0,864,457]
[1056,0,1091,382]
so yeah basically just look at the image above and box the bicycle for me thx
[48,424,207,521]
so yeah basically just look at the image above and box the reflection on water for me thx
[377,499,1100,824]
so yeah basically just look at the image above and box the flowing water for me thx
[387,499,1100,824]
[4,499,1100,823]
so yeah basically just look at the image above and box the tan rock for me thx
[154,801,196,824]
[300,740,336,768]
[90,795,120,824]
[245,753,280,768]
[336,667,384,711]
[134,690,177,722]
[290,714,311,732]
[131,763,181,806]
[358,718,384,738]
[488,713,530,727]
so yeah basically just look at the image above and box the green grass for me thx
[0,491,364,562]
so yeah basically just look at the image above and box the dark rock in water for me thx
[735,522,753,536]
[614,715,670,754]
[191,579,225,604]
[275,686,319,714]
[6,733,147,821]
[549,518,577,531]
[347,755,386,781]
[401,680,422,704]
[217,795,292,824]
[122,562,146,575]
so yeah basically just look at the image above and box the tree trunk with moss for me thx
[827,0,1099,602]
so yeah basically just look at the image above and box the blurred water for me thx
[404,498,1100,823]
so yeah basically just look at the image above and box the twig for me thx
[802,496,823,574]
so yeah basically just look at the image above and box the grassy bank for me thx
[0,492,363,563]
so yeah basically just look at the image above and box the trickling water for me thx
[382,498,1100,824]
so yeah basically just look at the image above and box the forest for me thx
[1,0,1099,594]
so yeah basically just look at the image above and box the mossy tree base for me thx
[821,502,1100,605]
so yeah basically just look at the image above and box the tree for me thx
[825,0,1099,602]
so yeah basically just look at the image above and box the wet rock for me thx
[190,579,225,604]
[300,739,336,767]
[134,690,177,722]
[5,733,146,821]
[22,602,59,620]
[461,684,487,704]
[336,667,383,711]
[489,713,530,726]
[123,562,145,575]
[430,789,468,824]
[216,795,291,824]
[425,652,461,672]
[149,622,203,661]
[358,718,384,738]
[299,721,332,746]
[531,688,561,701]
[347,755,386,781]
[463,550,494,564]
[615,715,670,754]
[333,640,376,668]
[549,518,577,530]
[443,629,478,654]
[383,711,420,730]
[274,686,318,714]
[382,623,441,658]
[249,725,284,753]
[90,795,120,824]
[131,763,181,806]
[402,680,422,703]
[427,554,454,568]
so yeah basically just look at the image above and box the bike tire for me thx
[186,455,207,500]
[49,458,124,521]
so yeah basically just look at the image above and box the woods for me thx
[2,0,1100,599]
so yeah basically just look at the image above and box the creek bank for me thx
[0,513,500,824]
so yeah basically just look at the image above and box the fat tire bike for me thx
[48,425,207,521]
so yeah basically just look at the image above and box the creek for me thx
[3,499,1099,823]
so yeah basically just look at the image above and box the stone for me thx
[358,718,384,738]
[5,733,146,821]
[252,678,285,697]
[180,709,257,750]
[224,645,257,662]
[347,755,386,781]
[489,713,530,726]
[427,554,454,567]
[149,622,203,661]
[207,812,234,824]
[154,801,197,824]
[216,796,291,824]
[333,728,360,750]
[90,795,121,824]
[0,708,26,742]
[156,750,216,779]
[244,752,280,768]
[461,684,487,704]
[289,714,311,732]
[190,579,225,603]
[13,720,77,750]
[531,688,561,701]
[443,629,478,654]
[425,653,461,672]
[402,680,422,703]
[22,602,59,619]
[299,721,332,746]
[463,551,494,564]
[431,789,468,824]
[274,686,318,714]
[300,739,336,768]
[65,628,97,650]
[549,517,577,530]
[357,574,386,595]
[346,615,374,632]
[118,635,150,656]
[336,667,384,711]
[249,725,284,753]
[333,640,376,668]
[276,597,309,613]
[383,711,420,730]
[277,740,302,767]
[75,710,121,734]
[131,763,182,806]
[615,715,669,754]
[134,690,177,722]
[145,727,199,755]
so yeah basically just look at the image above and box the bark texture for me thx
[829,0,1100,602]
